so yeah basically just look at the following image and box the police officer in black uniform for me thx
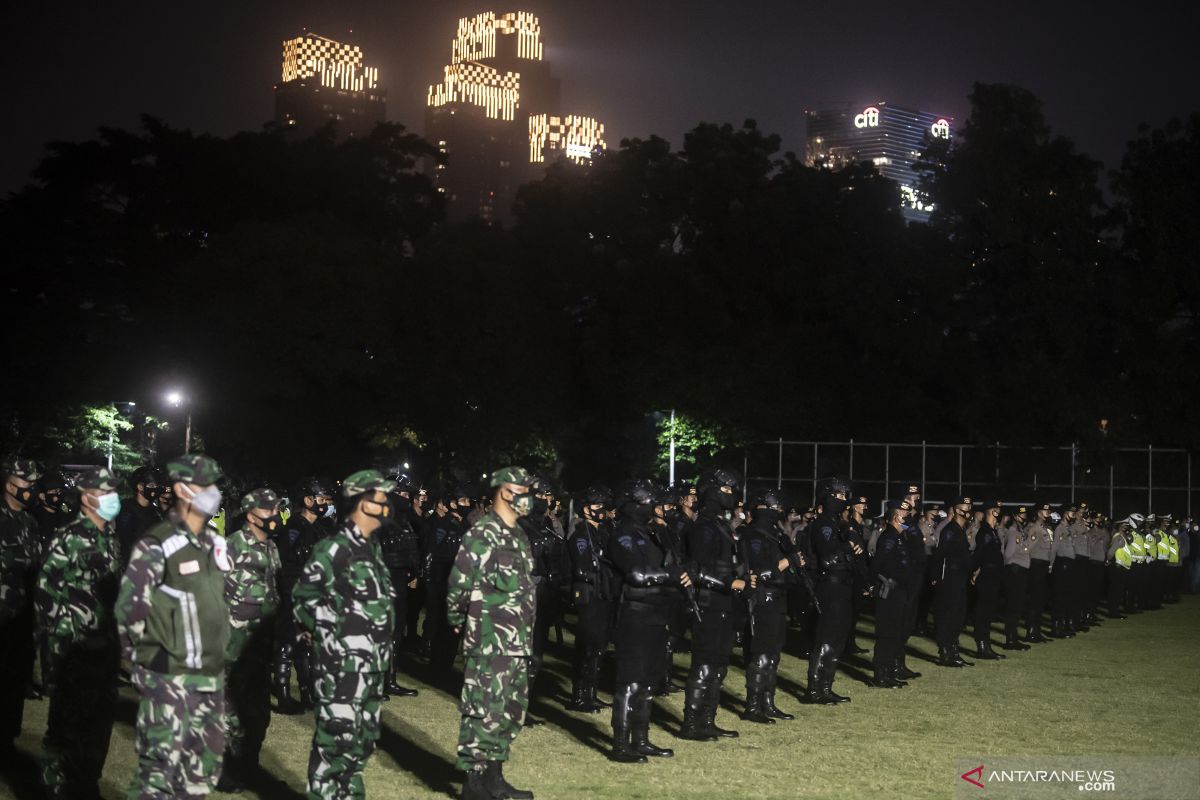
[648,487,687,696]
[897,488,926,681]
[804,476,859,705]
[378,472,422,698]
[567,485,616,712]
[114,467,164,568]
[740,489,803,723]
[272,477,332,713]
[971,500,1007,660]
[608,480,687,762]
[516,475,559,724]
[424,488,471,678]
[869,499,913,688]
[681,469,749,741]
[931,495,974,667]
[844,494,872,656]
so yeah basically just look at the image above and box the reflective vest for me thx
[1113,534,1132,569]
[1168,534,1180,565]
[1155,530,1170,560]
[1129,533,1145,563]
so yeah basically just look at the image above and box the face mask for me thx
[96,492,122,521]
[507,491,533,517]
[755,508,782,526]
[324,504,336,519]
[141,485,162,502]
[624,504,653,524]
[42,493,62,513]
[824,496,848,516]
[182,484,222,517]
[363,497,393,520]
[8,482,34,507]
[532,497,549,517]
[394,495,413,513]
[255,513,283,534]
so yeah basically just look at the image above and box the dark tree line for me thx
[1,83,1196,490]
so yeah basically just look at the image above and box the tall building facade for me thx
[805,102,952,221]
[274,32,386,139]
[425,11,607,224]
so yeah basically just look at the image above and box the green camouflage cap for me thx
[342,469,398,498]
[3,457,43,481]
[240,487,281,513]
[490,466,534,488]
[76,466,122,492]
[166,454,223,485]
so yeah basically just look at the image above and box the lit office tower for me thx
[426,11,607,224]
[274,32,386,139]
[804,102,952,221]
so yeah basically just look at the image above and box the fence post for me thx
[743,451,748,503]
[1109,463,1114,519]
[995,442,1000,484]
[1148,445,1153,515]
[884,444,890,501]
[1188,451,1193,518]
[812,443,819,506]
[921,440,927,500]
[1070,442,1076,503]
[777,438,783,490]
[958,446,963,494]
[849,439,854,480]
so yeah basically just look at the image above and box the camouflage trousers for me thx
[307,670,384,800]
[456,654,529,772]
[41,643,117,798]
[225,620,273,762]
[127,667,225,799]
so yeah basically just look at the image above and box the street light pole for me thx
[184,411,192,454]
[669,409,676,487]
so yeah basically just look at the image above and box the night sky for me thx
[3,0,1197,194]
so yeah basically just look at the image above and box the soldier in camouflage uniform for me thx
[292,470,396,800]
[447,466,538,800]
[217,488,283,792]
[0,456,43,754]
[34,466,123,797]
[116,454,232,799]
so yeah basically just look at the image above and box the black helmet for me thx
[296,476,334,500]
[581,484,614,508]
[387,471,421,496]
[676,482,696,498]
[530,475,555,496]
[451,483,476,502]
[616,479,656,509]
[130,466,163,487]
[817,475,851,501]
[697,468,740,495]
[652,486,677,507]
[752,488,785,509]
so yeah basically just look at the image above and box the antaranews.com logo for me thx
[960,764,1116,792]
[954,757,1200,799]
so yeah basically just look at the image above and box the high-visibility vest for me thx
[1113,534,1132,569]
[1155,530,1170,560]
[1168,534,1180,565]
[1129,533,1146,562]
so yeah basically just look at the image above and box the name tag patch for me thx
[178,560,200,575]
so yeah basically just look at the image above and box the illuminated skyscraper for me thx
[274,32,386,139]
[426,11,607,224]
[805,101,952,221]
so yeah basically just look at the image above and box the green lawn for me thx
[6,598,1199,799]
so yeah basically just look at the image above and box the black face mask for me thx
[703,489,735,513]
[755,508,782,527]
[256,513,284,534]
[532,497,549,517]
[363,498,394,520]
[141,486,162,502]
[623,504,653,524]
[394,495,413,514]
[9,482,35,507]
[824,496,848,516]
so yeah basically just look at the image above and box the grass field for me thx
[5,598,1199,800]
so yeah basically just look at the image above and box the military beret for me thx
[3,457,43,481]
[342,470,398,498]
[240,487,281,513]
[167,454,223,485]
[76,467,122,492]
[490,466,534,489]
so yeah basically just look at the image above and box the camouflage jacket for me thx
[0,504,39,625]
[34,515,121,664]
[225,526,281,627]
[292,522,394,673]
[446,511,536,657]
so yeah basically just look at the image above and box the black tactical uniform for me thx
[566,486,616,712]
[739,490,801,723]
[869,505,911,688]
[843,498,872,656]
[681,469,743,741]
[647,491,687,696]
[931,498,974,667]
[272,481,329,712]
[423,497,467,676]
[607,482,677,762]
[517,503,558,715]
[114,468,164,569]
[377,489,422,698]
[898,513,928,680]
[805,477,855,705]
[971,505,1007,660]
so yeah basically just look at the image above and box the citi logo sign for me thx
[854,106,880,128]
[931,118,951,138]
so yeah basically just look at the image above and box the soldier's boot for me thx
[216,752,245,793]
[1001,633,1030,651]
[385,673,419,698]
[984,639,1006,659]
[460,766,494,800]
[656,639,682,696]
[974,639,1000,660]
[485,761,534,800]
[803,646,836,705]
[823,654,851,703]
[886,660,909,688]
[740,654,775,723]
[567,649,592,711]
[272,649,302,715]
[585,651,610,710]
[936,646,961,667]
[951,645,974,667]
[609,684,647,763]
[699,666,739,738]
[678,668,717,741]
[896,655,922,680]
[630,686,673,757]
[763,656,794,720]
[295,646,316,709]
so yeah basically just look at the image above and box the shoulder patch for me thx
[617,535,634,550]
[575,539,589,554]
[161,533,190,558]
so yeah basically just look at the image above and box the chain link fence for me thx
[742,440,1195,519]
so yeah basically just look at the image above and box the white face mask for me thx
[181,484,222,517]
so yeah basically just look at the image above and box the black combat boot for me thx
[887,661,908,687]
[975,639,999,660]
[487,761,534,799]
[609,684,647,763]
[1001,633,1030,651]
[740,654,775,723]
[657,639,682,695]
[700,666,739,738]
[386,673,419,698]
[936,646,961,667]
[295,647,316,709]
[951,645,974,667]
[630,686,673,757]
[984,640,1006,659]
[215,753,244,793]
[896,655,921,679]
[565,657,592,712]
[823,652,851,703]
[272,648,302,715]
[867,664,899,688]
[763,656,794,719]
[803,645,837,704]
[585,651,610,710]
[460,766,492,800]
[678,668,717,741]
